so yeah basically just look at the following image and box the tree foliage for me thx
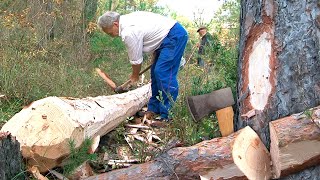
[0,0,240,146]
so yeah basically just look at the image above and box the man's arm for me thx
[130,64,141,83]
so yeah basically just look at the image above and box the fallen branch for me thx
[125,124,151,129]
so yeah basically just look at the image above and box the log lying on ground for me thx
[270,106,320,179]
[0,84,151,172]
[85,126,271,180]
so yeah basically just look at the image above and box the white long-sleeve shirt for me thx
[119,11,177,65]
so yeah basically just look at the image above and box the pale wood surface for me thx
[216,106,234,137]
[270,106,320,178]
[1,84,151,172]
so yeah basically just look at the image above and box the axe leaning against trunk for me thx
[186,87,235,137]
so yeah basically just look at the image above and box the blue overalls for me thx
[147,22,188,119]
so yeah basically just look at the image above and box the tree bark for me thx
[0,84,151,172]
[270,106,320,179]
[236,0,320,148]
[0,132,24,180]
[85,126,271,180]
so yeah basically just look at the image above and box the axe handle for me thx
[95,68,117,90]
[216,106,234,137]
[118,63,152,89]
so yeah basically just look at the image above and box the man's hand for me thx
[130,74,139,83]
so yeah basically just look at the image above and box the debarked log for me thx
[85,126,271,180]
[270,106,320,179]
[0,84,151,172]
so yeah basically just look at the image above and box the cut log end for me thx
[232,126,271,180]
[269,110,320,178]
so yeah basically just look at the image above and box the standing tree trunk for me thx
[0,132,24,180]
[236,0,320,178]
[236,0,320,148]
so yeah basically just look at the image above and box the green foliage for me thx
[0,98,23,125]
[211,0,240,47]
[0,0,240,154]
[303,109,313,119]
[0,0,114,122]
[63,138,97,175]
[168,95,221,145]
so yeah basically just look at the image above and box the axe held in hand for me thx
[96,64,152,93]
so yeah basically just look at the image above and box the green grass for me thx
[63,138,97,175]
[0,98,24,126]
[0,7,238,156]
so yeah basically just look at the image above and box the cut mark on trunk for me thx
[248,32,272,110]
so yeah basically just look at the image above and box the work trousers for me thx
[147,22,188,119]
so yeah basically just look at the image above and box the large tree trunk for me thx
[236,0,320,148]
[85,126,271,180]
[0,84,151,172]
[236,0,320,178]
[0,132,24,180]
[270,106,320,179]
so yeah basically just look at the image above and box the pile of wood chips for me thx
[88,107,173,175]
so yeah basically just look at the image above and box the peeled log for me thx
[270,106,320,179]
[0,84,151,172]
[85,126,271,180]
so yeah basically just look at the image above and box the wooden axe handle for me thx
[117,64,152,89]
[216,106,234,137]
[95,68,117,90]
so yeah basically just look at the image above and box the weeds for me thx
[0,98,24,125]
[303,109,313,119]
[63,138,97,176]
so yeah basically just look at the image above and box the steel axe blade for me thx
[186,87,235,122]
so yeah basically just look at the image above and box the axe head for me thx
[186,87,235,122]
[114,86,129,94]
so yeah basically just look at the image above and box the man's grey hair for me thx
[97,11,120,29]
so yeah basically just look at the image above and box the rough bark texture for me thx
[0,132,25,180]
[236,1,320,178]
[236,0,320,148]
[0,84,151,172]
[85,126,271,180]
[279,165,320,180]
[269,106,320,178]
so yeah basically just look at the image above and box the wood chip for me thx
[133,134,146,142]
[29,166,49,180]
[124,135,134,150]
[108,159,139,163]
[108,161,132,168]
[88,135,100,154]
[241,109,256,119]
[49,170,69,180]
[125,124,150,129]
